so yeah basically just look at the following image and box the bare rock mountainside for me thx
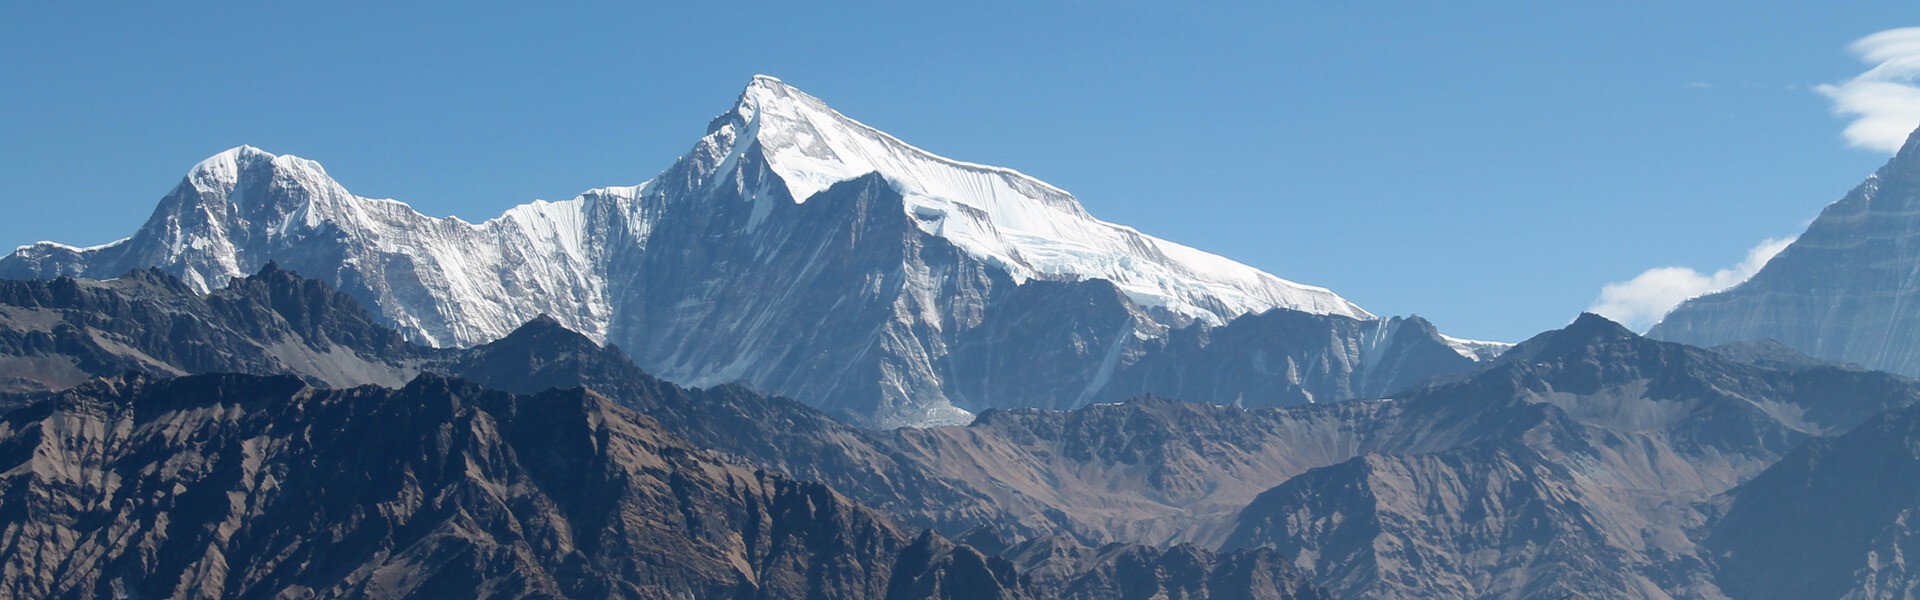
[1653,124,1920,377]
[2,374,970,599]
[0,264,432,395]
[0,372,1334,600]
[0,266,1019,536]
[0,265,1508,547]
[13,267,1920,598]
[0,263,1335,598]
[1706,399,1920,600]
[0,76,1498,426]
[958,314,1920,598]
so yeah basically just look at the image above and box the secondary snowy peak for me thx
[715,75,1372,323]
[2,144,615,348]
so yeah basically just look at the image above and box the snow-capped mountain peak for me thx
[185,145,340,205]
[186,145,271,192]
[730,75,1082,211]
[712,75,1371,325]
[1,74,1440,425]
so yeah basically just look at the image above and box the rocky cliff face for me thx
[0,76,1494,426]
[1652,124,1920,377]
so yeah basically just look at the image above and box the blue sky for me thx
[3,2,1917,341]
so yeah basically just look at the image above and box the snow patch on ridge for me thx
[1441,334,1512,361]
[19,237,132,254]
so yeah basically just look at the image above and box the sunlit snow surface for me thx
[732,76,1371,326]
[26,75,1373,346]
[1442,335,1513,361]
[0,75,1511,425]
[13,145,620,347]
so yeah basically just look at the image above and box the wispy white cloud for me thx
[1817,27,1920,153]
[1589,237,1795,331]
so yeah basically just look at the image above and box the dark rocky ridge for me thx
[1052,544,1335,600]
[879,313,1920,597]
[0,373,1015,599]
[1706,400,1920,599]
[0,372,1330,600]
[1211,313,1920,598]
[10,266,1920,597]
[963,532,1336,600]
[0,265,1028,537]
[1226,443,1642,599]
[440,310,1019,536]
[0,265,1502,546]
[0,266,1071,539]
[0,264,430,393]
[0,268,1337,598]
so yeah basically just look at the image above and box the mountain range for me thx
[9,75,1920,599]
[9,263,1920,597]
[0,76,1497,427]
[0,266,1346,599]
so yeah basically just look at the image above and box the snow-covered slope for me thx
[730,76,1368,324]
[2,75,1483,426]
